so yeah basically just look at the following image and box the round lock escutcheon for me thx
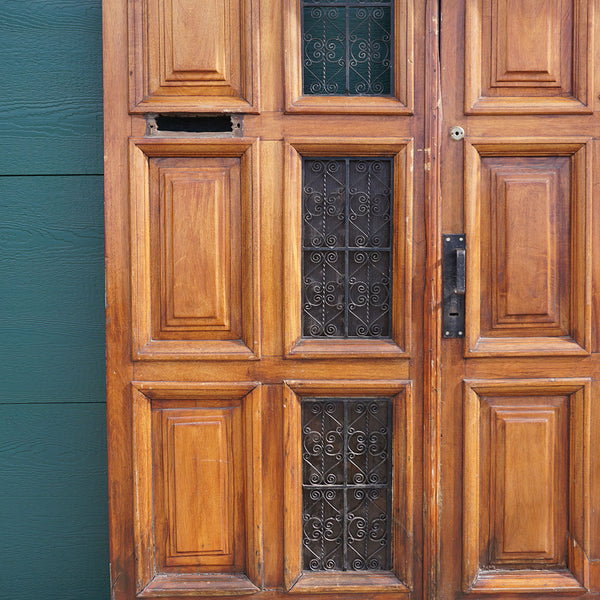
[450,126,465,141]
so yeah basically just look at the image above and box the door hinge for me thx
[442,234,466,338]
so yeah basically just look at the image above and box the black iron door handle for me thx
[442,235,466,338]
[455,248,466,294]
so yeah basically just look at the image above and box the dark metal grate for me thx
[302,0,393,96]
[302,398,393,571]
[302,158,393,338]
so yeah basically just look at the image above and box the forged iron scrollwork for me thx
[301,398,392,571]
[302,158,393,338]
[302,0,393,96]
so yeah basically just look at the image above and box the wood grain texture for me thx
[283,0,414,114]
[154,158,241,337]
[464,139,592,356]
[465,0,593,114]
[0,176,105,403]
[0,0,103,175]
[0,404,108,600]
[129,0,259,112]
[462,379,591,592]
[157,409,242,568]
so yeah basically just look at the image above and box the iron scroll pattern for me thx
[302,0,393,95]
[301,398,393,571]
[302,158,393,338]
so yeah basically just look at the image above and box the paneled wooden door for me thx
[103,1,599,600]
[437,1,600,598]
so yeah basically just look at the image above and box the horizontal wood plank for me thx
[0,403,108,600]
[0,0,103,174]
[0,176,105,403]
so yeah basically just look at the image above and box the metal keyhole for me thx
[450,126,465,141]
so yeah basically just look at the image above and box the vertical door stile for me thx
[423,0,443,599]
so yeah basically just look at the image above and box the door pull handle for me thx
[443,235,466,338]
[455,248,466,294]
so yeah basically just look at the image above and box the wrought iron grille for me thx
[302,398,393,571]
[302,158,393,338]
[302,0,393,95]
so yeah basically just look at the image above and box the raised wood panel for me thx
[155,161,241,337]
[283,0,414,114]
[129,0,259,112]
[489,402,567,565]
[283,380,413,593]
[465,139,591,356]
[159,410,239,567]
[166,0,225,77]
[494,173,558,324]
[465,0,593,113]
[130,139,260,360]
[283,139,412,358]
[489,163,567,334]
[491,0,561,87]
[463,379,591,593]
[132,382,262,596]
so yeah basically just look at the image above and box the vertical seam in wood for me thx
[423,0,442,598]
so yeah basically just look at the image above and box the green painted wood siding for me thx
[0,1,108,598]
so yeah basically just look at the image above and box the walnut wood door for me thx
[437,0,600,597]
[103,1,599,599]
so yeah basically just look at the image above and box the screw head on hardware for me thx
[450,126,465,141]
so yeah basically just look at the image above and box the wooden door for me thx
[437,0,600,597]
[103,1,599,599]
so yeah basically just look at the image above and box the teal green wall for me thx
[0,1,108,598]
